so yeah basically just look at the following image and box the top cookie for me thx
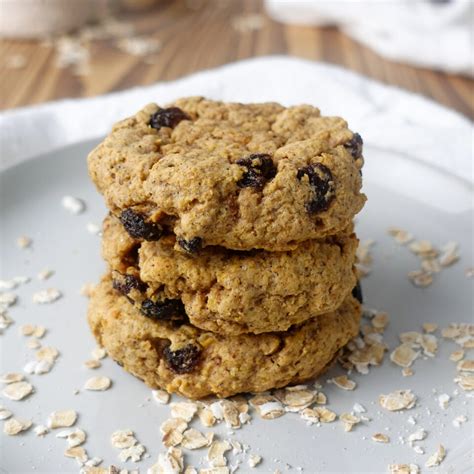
[88,97,366,251]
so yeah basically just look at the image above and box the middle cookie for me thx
[102,215,358,335]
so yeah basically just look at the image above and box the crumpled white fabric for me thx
[265,0,473,77]
[0,56,472,185]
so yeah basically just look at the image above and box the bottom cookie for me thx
[88,275,361,398]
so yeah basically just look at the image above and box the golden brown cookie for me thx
[88,275,361,398]
[102,215,358,335]
[88,97,366,251]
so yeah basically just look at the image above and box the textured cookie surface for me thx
[88,97,366,251]
[102,215,358,335]
[88,275,361,398]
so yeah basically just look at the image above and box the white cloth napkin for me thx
[0,56,472,185]
[265,0,473,77]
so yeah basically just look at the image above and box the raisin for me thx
[120,209,163,241]
[112,273,147,295]
[344,133,363,160]
[178,237,202,254]
[141,298,187,321]
[164,344,201,374]
[296,163,335,213]
[149,107,190,130]
[236,153,277,189]
[352,281,363,304]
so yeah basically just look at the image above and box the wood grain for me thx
[0,0,472,118]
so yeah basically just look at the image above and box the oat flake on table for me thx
[161,417,188,448]
[379,390,417,411]
[110,429,137,449]
[0,406,13,421]
[84,376,111,391]
[48,410,77,429]
[57,428,86,448]
[2,381,33,401]
[32,288,62,304]
[0,372,24,384]
[207,440,231,468]
[4,417,32,435]
[425,444,446,467]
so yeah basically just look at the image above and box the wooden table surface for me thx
[1,0,472,118]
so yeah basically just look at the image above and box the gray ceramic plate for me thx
[0,141,473,473]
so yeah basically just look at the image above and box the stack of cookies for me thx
[87,97,366,399]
